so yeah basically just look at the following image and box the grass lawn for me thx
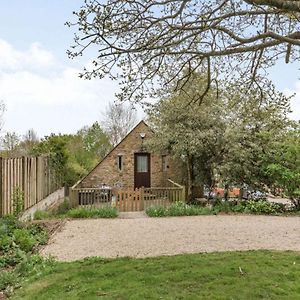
[12,250,300,300]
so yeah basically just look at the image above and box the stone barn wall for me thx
[76,121,184,189]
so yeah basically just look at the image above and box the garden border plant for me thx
[145,199,291,217]
[0,215,52,297]
[33,198,118,220]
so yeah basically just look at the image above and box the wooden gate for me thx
[114,188,143,212]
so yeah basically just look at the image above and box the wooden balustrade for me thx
[70,183,186,212]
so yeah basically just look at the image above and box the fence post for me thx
[69,187,79,208]
[182,185,186,202]
[140,187,144,211]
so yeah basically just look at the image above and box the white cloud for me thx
[0,39,120,136]
[0,39,57,72]
[0,67,114,107]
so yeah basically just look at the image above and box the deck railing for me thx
[69,183,186,212]
[143,186,185,209]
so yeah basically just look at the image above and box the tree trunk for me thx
[186,155,195,203]
[224,183,229,201]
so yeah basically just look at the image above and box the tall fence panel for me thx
[0,156,58,217]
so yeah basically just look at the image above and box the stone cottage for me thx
[73,120,184,189]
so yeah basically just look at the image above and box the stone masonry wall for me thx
[77,121,184,188]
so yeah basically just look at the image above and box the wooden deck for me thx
[69,184,186,212]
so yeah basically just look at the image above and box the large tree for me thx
[76,121,111,170]
[1,132,20,157]
[18,129,39,156]
[101,102,137,146]
[68,0,300,102]
[32,124,111,186]
[147,74,292,201]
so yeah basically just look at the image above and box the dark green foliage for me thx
[33,201,118,220]
[32,134,72,185]
[33,199,71,220]
[0,270,17,291]
[12,188,25,217]
[147,73,292,202]
[146,206,167,217]
[31,123,111,186]
[263,129,300,209]
[146,200,287,217]
[0,216,50,296]
[55,199,71,215]
[0,216,49,269]
[12,228,37,252]
[213,199,285,215]
[244,200,285,214]
[146,202,212,217]
[67,207,118,219]
[33,210,51,220]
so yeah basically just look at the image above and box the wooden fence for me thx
[0,156,58,216]
[69,185,186,212]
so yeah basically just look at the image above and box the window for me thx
[137,155,148,172]
[162,155,168,172]
[117,155,123,172]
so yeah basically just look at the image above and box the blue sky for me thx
[0,1,299,138]
[0,0,123,138]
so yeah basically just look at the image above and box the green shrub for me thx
[0,250,25,268]
[0,216,49,268]
[34,210,51,220]
[13,228,36,252]
[28,224,49,246]
[146,202,212,217]
[12,188,25,217]
[0,255,56,296]
[33,199,72,220]
[0,270,17,291]
[0,215,22,234]
[245,200,284,214]
[146,206,167,217]
[0,215,50,295]
[67,206,118,218]
[231,202,247,213]
[55,199,71,215]
[16,254,56,277]
[168,202,190,216]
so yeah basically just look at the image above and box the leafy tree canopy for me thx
[147,74,293,200]
[32,123,111,186]
[263,129,300,207]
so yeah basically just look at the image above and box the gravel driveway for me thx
[41,214,300,261]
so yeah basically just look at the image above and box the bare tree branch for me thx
[67,0,300,102]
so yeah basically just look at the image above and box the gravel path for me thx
[41,215,300,261]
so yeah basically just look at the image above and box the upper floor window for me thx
[117,155,123,172]
[162,155,168,172]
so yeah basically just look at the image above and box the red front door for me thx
[134,153,151,189]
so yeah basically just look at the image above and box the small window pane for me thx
[162,155,167,172]
[137,155,148,172]
[118,156,123,171]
